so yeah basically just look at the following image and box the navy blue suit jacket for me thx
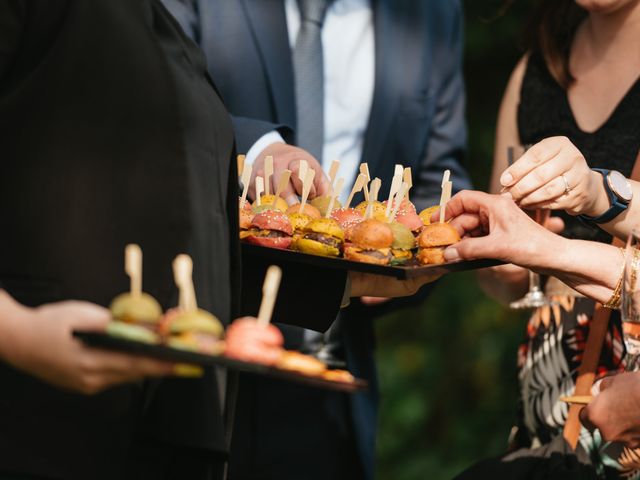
[163,1,471,478]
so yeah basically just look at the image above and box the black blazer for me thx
[0,1,345,479]
[164,1,471,478]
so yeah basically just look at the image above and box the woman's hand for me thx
[581,372,640,448]
[0,293,174,395]
[500,136,608,216]
[250,143,331,205]
[439,190,558,268]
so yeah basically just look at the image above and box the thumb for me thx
[444,236,494,262]
[61,301,111,331]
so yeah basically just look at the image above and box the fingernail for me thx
[174,364,204,377]
[443,247,460,262]
[500,172,514,187]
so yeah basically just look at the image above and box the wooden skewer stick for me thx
[239,164,253,210]
[125,244,142,298]
[237,154,246,179]
[264,156,274,196]
[441,169,451,188]
[297,160,308,190]
[257,265,282,327]
[365,178,381,220]
[345,173,367,210]
[388,182,409,222]
[255,177,264,206]
[439,181,452,223]
[298,169,315,214]
[559,395,592,406]
[325,178,345,218]
[394,164,404,177]
[359,164,371,201]
[328,160,340,189]
[384,173,403,220]
[173,254,197,312]
[403,167,413,202]
[272,169,292,206]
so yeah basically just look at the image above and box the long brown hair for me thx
[525,0,588,89]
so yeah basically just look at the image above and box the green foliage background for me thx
[375,2,534,478]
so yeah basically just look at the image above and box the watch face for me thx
[608,170,633,203]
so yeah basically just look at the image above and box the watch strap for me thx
[579,168,629,224]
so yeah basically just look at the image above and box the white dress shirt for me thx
[246,0,375,204]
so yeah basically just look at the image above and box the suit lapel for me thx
[361,0,405,177]
[240,0,296,126]
[361,0,430,179]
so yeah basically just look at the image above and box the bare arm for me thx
[446,191,622,304]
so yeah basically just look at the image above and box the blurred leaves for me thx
[375,2,533,479]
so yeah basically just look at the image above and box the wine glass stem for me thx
[529,270,542,292]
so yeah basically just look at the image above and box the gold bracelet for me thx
[604,247,626,309]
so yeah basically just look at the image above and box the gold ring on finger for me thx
[561,174,571,195]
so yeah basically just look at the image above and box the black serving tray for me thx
[74,331,367,393]
[242,243,502,280]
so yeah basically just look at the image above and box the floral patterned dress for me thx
[514,52,640,478]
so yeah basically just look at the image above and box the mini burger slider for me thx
[245,210,293,250]
[108,292,163,344]
[331,208,363,241]
[417,222,460,265]
[163,308,225,355]
[294,218,344,257]
[388,222,416,265]
[344,219,393,265]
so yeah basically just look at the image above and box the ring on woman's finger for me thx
[561,174,571,195]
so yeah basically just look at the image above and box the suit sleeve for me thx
[239,253,347,333]
[160,0,200,41]
[0,0,25,81]
[231,116,294,153]
[411,1,472,213]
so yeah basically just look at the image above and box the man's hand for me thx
[250,143,331,205]
[349,271,441,299]
[0,293,174,395]
[580,373,640,448]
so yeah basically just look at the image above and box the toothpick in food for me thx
[257,265,283,327]
[325,177,345,218]
[345,173,367,210]
[264,155,274,196]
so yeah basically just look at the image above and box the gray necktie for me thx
[293,0,332,160]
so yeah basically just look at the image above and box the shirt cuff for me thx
[244,131,286,166]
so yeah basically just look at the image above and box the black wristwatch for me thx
[579,168,633,224]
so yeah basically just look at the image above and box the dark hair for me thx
[525,1,588,89]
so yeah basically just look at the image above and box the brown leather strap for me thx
[563,150,640,449]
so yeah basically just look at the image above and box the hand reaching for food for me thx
[500,136,608,216]
[250,143,331,205]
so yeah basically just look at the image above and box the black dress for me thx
[514,52,640,474]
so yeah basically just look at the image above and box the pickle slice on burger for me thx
[294,218,344,257]
[417,222,460,264]
[245,210,294,250]
[344,219,393,265]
